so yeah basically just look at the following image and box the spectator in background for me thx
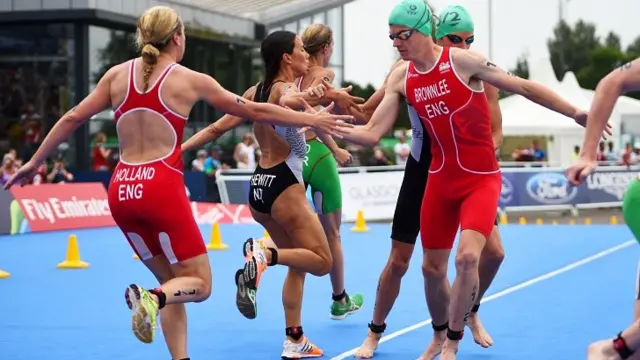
[19,103,42,161]
[191,149,207,172]
[394,133,411,165]
[30,163,48,185]
[233,132,256,170]
[47,157,74,184]
[572,145,580,160]
[512,145,533,162]
[622,142,635,166]
[203,146,228,203]
[531,139,546,161]
[7,148,17,160]
[0,153,16,186]
[204,146,225,176]
[368,147,392,166]
[596,142,607,163]
[605,141,620,163]
[92,132,112,171]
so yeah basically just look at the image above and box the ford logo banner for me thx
[525,172,578,204]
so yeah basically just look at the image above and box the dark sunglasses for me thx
[445,34,474,45]
[389,29,415,41]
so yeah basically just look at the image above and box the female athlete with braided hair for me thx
[4,7,352,360]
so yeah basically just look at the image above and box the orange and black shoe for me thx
[235,237,268,319]
[281,337,324,359]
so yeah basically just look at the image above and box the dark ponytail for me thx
[258,30,297,101]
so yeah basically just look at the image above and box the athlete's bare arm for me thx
[193,71,354,137]
[279,81,334,109]
[307,68,367,125]
[181,86,257,153]
[452,48,581,119]
[485,83,503,148]
[581,58,640,159]
[280,75,364,111]
[28,65,118,166]
[358,60,405,123]
[283,77,345,155]
[339,62,407,146]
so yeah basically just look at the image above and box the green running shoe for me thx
[330,293,364,320]
[125,284,159,343]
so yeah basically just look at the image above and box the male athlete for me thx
[567,58,640,360]
[353,5,503,358]
[339,1,592,358]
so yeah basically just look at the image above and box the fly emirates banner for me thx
[10,183,254,233]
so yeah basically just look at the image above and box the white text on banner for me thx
[340,171,404,222]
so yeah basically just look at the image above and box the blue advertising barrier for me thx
[499,166,637,209]
[216,165,639,214]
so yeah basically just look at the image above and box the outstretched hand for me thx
[321,79,365,112]
[565,158,597,186]
[3,161,37,190]
[573,109,613,140]
[297,100,354,138]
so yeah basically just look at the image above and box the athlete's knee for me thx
[455,250,481,273]
[312,249,333,276]
[422,254,448,279]
[388,251,411,278]
[483,228,505,263]
[193,277,212,303]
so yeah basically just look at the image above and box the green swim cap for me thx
[435,5,474,40]
[389,0,433,37]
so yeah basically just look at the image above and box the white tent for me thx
[499,57,588,166]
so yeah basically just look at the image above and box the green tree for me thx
[575,46,627,90]
[627,36,640,57]
[604,32,622,52]
[547,20,601,80]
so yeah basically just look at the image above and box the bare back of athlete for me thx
[5,12,353,359]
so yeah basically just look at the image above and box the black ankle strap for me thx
[613,332,634,359]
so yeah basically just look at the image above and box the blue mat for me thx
[0,224,636,359]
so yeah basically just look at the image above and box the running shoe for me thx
[330,293,364,320]
[281,337,323,359]
[235,237,268,319]
[124,284,159,343]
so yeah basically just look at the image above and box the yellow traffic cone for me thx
[568,219,575,225]
[0,268,9,279]
[351,210,369,232]
[206,222,228,251]
[57,234,89,269]
[500,213,508,225]
[585,218,592,225]
[552,220,558,225]
[536,218,543,225]
[519,217,527,225]
[610,216,618,225]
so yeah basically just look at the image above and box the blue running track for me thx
[0,224,636,359]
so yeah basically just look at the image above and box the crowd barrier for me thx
[216,165,640,222]
[4,165,634,235]
[1,182,255,235]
